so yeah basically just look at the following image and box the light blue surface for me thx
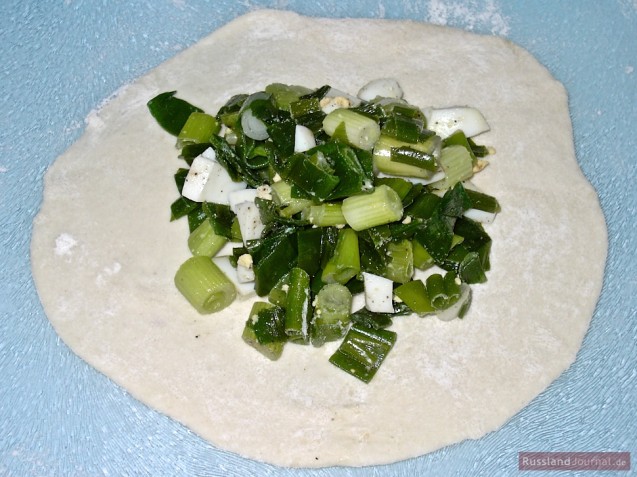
[1,1,635,475]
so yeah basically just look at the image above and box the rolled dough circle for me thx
[31,10,607,468]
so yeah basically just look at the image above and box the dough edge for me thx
[30,9,608,468]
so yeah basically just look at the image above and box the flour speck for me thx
[54,234,77,256]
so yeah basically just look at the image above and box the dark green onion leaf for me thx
[248,230,299,296]
[350,101,385,121]
[174,168,189,194]
[255,197,307,237]
[358,230,388,276]
[406,191,440,219]
[354,148,374,184]
[439,182,472,217]
[458,250,487,284]
[329,324,397,383]
[284,153,340,201]
[390,146,437,171]
[327,144,368,199]
[375,177,413,200]
[147,91,203,136]
[216,93,248,128]
[187,206,207,233]
[209,135,263,188]
[268,119,296,157]
[170,196,198,221]
[349,307,396,330]
[466,189,501,214]
[467,137,490,158]
[179,143,211,166]
[290,98,322,119]
[299,84,331,100]
[415,210,454,262]
[296,227,324,277]
[453,217,492,255]
[202,202,236,239]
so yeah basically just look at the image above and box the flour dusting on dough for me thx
[54,233,77,256]
[96,262,121,288]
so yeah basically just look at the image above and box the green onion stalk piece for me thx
[425,271,461,310]
[322,109,381,151]
[270,180,315,217]
[311,283,352,347]
[305,203,346,227]
[329,324,397,383]
[187,219,228,257]
[412,239,435,270]
[342,184,403,231]
[372,134,440,179]
[174,256,236,314]
[321,228,361,285]
[384,239,414,284]
[431,145,474,190]
[394,279,435,315]
[390,146,437,171]
[177,112,220,148]
[268,271,291,308]
[265,83,313,111]
[242,302,286,360]
[436,283,472,321]
[285,267,313,344]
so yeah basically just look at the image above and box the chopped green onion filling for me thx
[149,79,499,383]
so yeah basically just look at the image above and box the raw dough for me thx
[31,10,607,468]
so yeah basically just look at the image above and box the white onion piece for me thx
[357,78,404,101]
[240,109,269,140]
[436,284,472,322]
[294,124,316,152]
[211,256,255,297]
[362,272,394,313]
[464,208,498,224]
[235,201,265,242]
[426,107,490,138]
[228,188,258,213]
[182,150,246,203]
[376,170,446,185]
[181,154,216,202]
